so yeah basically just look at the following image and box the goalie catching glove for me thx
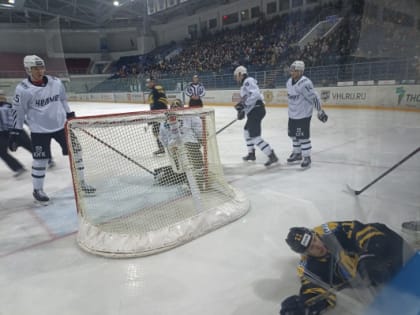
[8,129,22,152]
[235,102,245,120]
[317,110,328,123]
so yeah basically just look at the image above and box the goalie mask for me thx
[170,99,184,109]
[23,55,45,75]
[286,227,313,254]
[233,65,247,79]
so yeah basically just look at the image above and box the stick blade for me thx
[346,184,360,196]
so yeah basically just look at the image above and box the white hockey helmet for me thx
[290,60,305,72]
[23,55,45,75]
[233,65,247,78]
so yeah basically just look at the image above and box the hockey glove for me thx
[235,103,245,120]
[8,129,21,152]
[67,111,76,119]
[317,110,328,123]
[280,295,308,315]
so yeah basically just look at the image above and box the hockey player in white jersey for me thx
[233,66,278,167]
[286,61,328,168]
[157,99,204,187]
[9,55,95,203]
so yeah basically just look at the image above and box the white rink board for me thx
[68,85,420,110]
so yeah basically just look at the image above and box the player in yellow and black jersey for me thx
[280,220,407,315]
[146,77,168,155]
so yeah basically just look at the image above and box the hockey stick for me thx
[76,128,156,176]
[347,147,420,195]
[302,269,365,313]
[216,118,237,135]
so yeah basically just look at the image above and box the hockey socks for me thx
[32,159,48,190]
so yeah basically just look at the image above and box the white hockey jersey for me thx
[159,115,202,147]
[286,75,321,119]
[240,77,264,114]
[12,75,71,133]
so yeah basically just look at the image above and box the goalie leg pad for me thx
[154,166,187,185]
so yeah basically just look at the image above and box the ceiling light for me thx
[113,1,120,6]
[8,0,15,4]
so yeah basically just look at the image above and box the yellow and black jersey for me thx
[297,220,403,312]
[148,85,168,110]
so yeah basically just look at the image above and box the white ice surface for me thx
[0,102,419,315]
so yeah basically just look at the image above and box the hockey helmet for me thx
[290,60,305,72]
[233,65,247,78]
[286,227,313,253]
[23,55,45,75]
[170,98,184,109]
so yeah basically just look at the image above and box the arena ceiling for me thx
[0,0,147,27]
[0,0,227,28]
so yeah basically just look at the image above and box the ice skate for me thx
[264,150,279,167]
[33,189,50,205]
[153,147,165,155]
[81,182,96,195]
[287,152,302,164]
[13,168,27,178]
[301,156,311,168]
[243,149,256,162]
[48,159,56,169]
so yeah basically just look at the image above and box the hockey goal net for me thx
[65,108,249,257]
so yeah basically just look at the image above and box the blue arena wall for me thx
[364,251,420,315]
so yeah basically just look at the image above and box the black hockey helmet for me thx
[285,227,313,254]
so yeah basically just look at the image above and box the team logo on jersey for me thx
[35,94,60,107]
[322,223,332,235]
[321,90,330,102]
[263,90,273,104]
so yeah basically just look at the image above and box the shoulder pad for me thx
[19,81,30,90]
[313,222,339,237]
[297,258,307,277]
[297,77,308,86]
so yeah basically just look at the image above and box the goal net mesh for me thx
[66,108,249,257]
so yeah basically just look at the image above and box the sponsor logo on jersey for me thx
[288,94,300,100]
[35,94,60,107]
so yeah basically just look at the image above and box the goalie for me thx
[155,99,204,187]
[280,221,407,315]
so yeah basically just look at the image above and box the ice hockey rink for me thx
[0,102,419,315]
